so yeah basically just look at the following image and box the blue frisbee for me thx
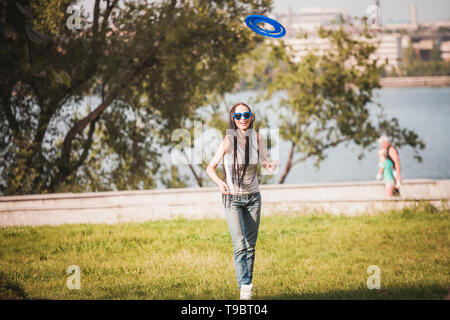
[245,14,286,38]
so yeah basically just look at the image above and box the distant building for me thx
[283,36,331,63]
[413,39,434,60]
[384,3,450,34]
[410,3,418,27]
[283,33,402,71]
[279,7,402,71]
[374,34,403,70]
[277,3,450,69]
[276,7,351,37]
[419,21,450,30]
[440,41,450,62]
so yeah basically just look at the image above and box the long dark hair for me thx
[222,102,259,194]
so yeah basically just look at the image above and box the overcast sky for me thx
[272,0,450,24]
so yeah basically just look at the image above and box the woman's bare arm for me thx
[206,137,230,193]
[377,150,385,178]
[389,147,401,181]
[258,133,278,172]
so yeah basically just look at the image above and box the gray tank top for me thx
[223,129,259,195]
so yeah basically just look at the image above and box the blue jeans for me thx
[222,191,262,288]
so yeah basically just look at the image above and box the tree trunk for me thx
[278,141,295,184]
[182,148,203,187]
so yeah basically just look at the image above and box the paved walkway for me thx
[1,179,448,226]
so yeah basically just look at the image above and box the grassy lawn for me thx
[0,203,449,300]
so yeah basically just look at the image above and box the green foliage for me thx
[397,40,450,76]
[403,40,419,65]
[243,22,425,183]
[30,0,71,36]
[430,40,443,62]
[399,60,450,76]
[160,164,189,189]
[0,0,272,194]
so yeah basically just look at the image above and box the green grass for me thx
[0,204,449,300]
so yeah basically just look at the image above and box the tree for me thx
[160,164,190,189]
[403,40,419,66]
[0,0,272,195]
[257,24,425,184]
[400,39,450,76]
[430,40,442,62]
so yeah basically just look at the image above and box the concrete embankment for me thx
[0,179,448,227]
[380,76,450,87]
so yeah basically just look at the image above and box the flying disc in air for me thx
[244,14,286,38]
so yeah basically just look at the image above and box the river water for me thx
[196,86,450,185]
[81,87,448,188]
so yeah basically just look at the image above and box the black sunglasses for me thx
[233,111,252,120]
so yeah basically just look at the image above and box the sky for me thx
[272,0,450,24]
[78,0,449,24]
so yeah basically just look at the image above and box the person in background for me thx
[377,149,395,197]
[379,135,401,195]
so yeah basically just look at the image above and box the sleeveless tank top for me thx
[383,159,395,182]
[386,145,396,170]
[223,129,259,195]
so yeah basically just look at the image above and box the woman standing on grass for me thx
[206,102,278,300]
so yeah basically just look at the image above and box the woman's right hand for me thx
[219,181,230,195]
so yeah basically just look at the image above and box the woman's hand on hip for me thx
[219,181,230,195]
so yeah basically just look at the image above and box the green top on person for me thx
[381,158,395,183]
[377,148,395,183]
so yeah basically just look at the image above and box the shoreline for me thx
[380,76,450,87]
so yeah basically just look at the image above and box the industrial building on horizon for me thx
[274,3,450,70]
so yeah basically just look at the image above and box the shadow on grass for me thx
[0,272,51,300]
[256,284,450,300]
[0,272,28,300]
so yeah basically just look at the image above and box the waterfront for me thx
[191,86,450,186]
[68,86,450,188]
